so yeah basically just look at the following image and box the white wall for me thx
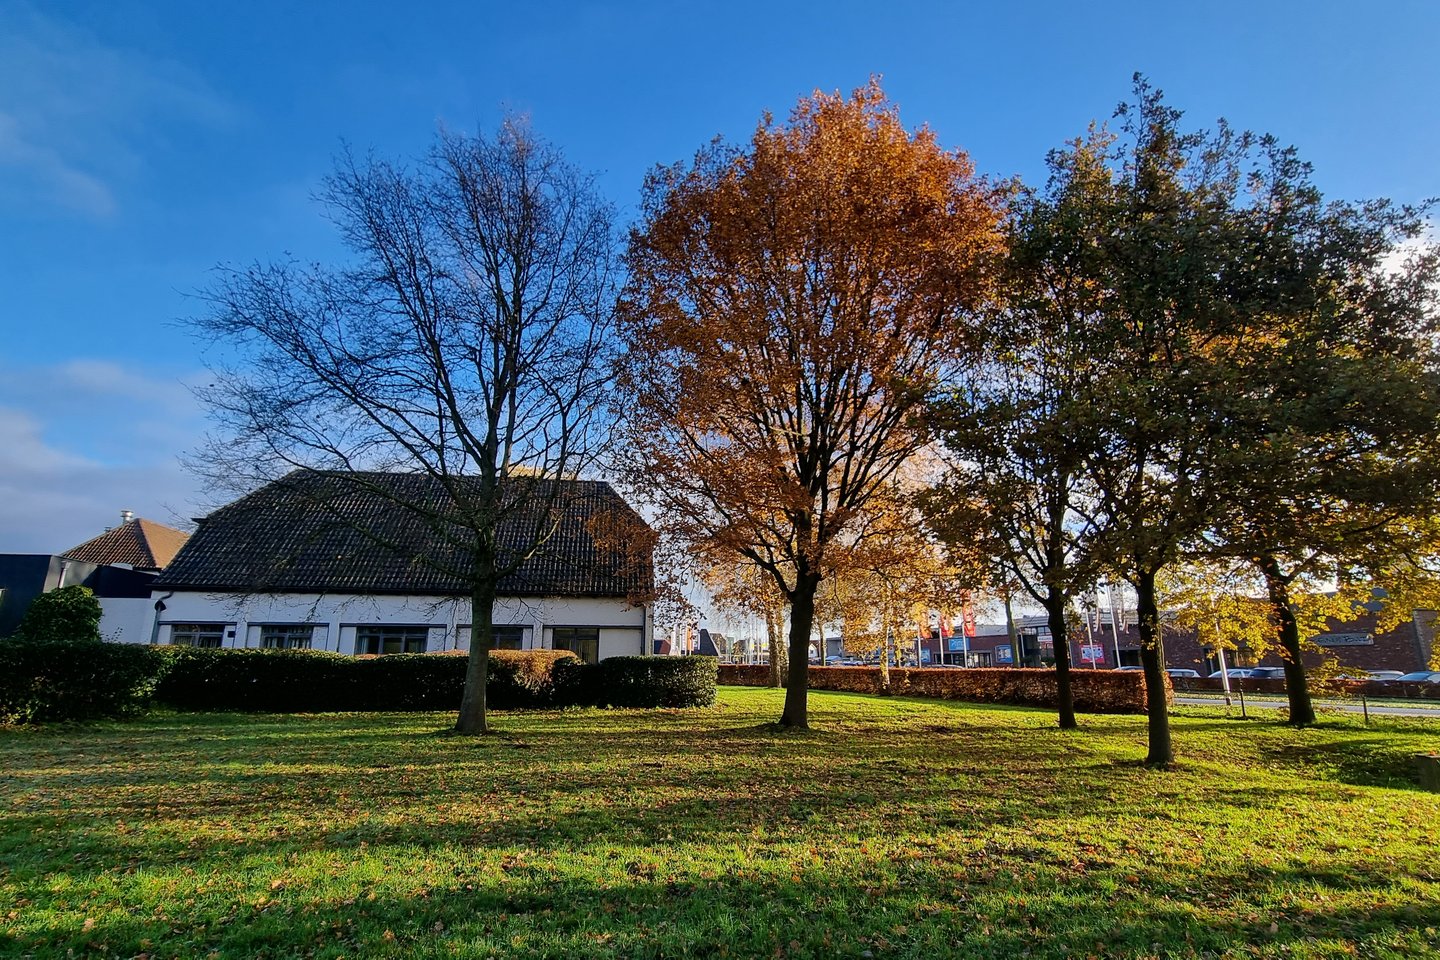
[98,596,155,645]
[147,591,648,659]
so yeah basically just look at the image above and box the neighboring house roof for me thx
[63,518,190,571]
[153,471,654,599]
[696,629,722,656]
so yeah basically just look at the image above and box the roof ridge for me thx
[132,518,161,564]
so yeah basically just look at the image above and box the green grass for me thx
[2,689,1438,959]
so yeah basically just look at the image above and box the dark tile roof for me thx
[63,518,190,571]
[153,471,653,599]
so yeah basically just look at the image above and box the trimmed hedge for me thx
[154,646,354,712]
[0,642,719,722]
[153,648,717,712]
[591,656,718,708]
[0,638,164,723]
[153,647,596,712]
[490,650,586,708]
[717,664,1165,714]
[354,653,470,711]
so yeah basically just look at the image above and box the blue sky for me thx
[2,0,1438,552]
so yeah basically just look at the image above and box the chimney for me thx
[120,509,135,524]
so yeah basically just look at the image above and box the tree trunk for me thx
[1258,555,1317,726]
[767,605,786,687]
[780,571,821,729]
[1044,588,1078,730]
[879,626,892,691]
[455,575,497,735]
[1135,569,1173,766]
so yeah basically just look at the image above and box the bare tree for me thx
[191,118,619,734]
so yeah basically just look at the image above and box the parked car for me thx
[1208,668,1252,679]
[1389,671,1440,684]
[1165,669,1200,678]
[1247,667,1287,681]
[1115,665,1144,671]
[1367,670,1406,681]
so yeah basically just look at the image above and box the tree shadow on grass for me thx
[1261,738,1434,791]
[5,703,1435,940]
[7,851,1437,960]
[0,752,1378,917]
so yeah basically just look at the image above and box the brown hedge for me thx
[716,664,1166,714]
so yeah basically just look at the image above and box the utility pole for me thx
[1004,592,1018,669]
[1106,581,1124,667]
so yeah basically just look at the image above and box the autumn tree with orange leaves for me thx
[616,80,1003,728]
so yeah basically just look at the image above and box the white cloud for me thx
[53,358,195,407]
[0,407,92,476]
[0,405,203,553]
[0,4,233,217]
[0,360,211,553]
[0,110,116,216]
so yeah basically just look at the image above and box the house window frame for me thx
[169,622,229,648]
[355,625,431,656]
[551,626,601,664]
[259,624,315,650]
[460,624,528,651]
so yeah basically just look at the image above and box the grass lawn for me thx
[2,689,1438,959]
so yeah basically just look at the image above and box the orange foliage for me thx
[618,80,1003,725]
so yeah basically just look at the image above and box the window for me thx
[170,623,227,648]
[492,626,524,650]
[356,626,430,655]
[460,625,526,650]
[261,624,314,650]
[552,626,600,664]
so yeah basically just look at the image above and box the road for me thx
[1174,694,1440,718]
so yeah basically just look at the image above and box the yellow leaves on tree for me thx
[1160,561,1359,664]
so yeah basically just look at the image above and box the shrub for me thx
[716,664,1162,714]
[153,647,587,712]
[356,652,468,710]
[488,650,583,708]
[0,637,165,723]
[5,641,716,721]
[154,646,354,712]
[592,655,717,708]
[14,586,103,644]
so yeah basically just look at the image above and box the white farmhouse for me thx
[148,472,654,661]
